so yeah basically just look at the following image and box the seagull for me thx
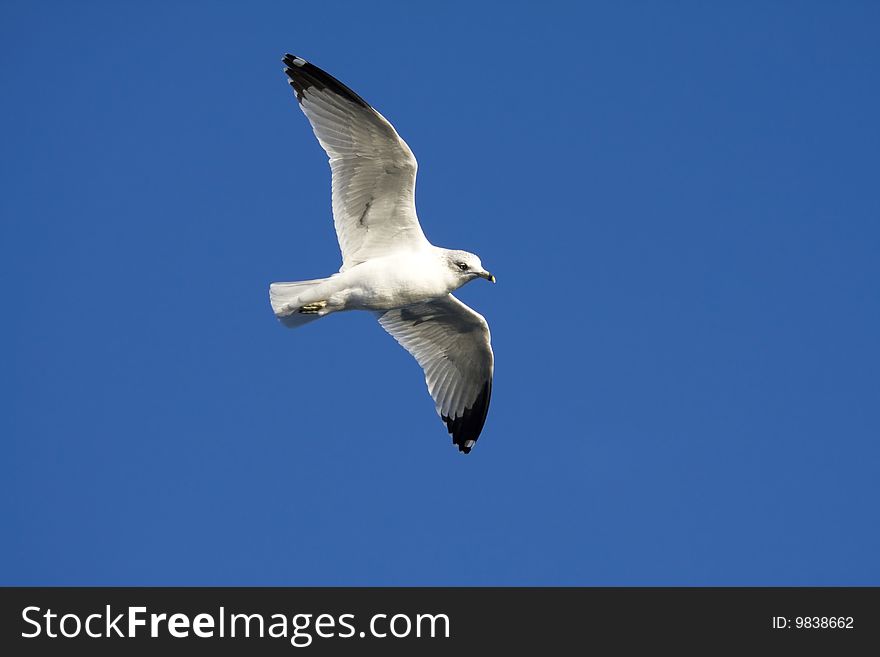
[269,54,495,454]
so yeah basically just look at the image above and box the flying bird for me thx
[270,54,495,453]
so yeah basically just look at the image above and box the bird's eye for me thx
[457,262,469,271]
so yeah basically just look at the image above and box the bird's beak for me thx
[480,271,496,283]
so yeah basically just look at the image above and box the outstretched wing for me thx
[283,54,429,270]
[378,295,494,453]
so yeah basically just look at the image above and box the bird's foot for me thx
[299,301,328,314]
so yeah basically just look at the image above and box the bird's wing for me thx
[283,54,429,271]
[377,295,494,453]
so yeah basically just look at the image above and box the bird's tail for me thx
[269,278,331,329]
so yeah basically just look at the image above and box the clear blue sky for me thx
[2,1,879,585]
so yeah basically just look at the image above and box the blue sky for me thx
[2,1,879,585]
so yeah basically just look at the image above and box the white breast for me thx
[338,252,450,311]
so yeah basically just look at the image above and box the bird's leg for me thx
[298,300,328,314]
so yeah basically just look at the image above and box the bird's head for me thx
[443,249,495,287]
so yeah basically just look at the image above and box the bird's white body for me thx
[270,54,495,453]
[342,250,463,310]
[272,248,461,316]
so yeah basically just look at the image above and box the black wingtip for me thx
[280,53,371,109]
[443,380,492,454]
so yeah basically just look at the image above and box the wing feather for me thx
[282,54,429,269]
[378,295,494,453]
